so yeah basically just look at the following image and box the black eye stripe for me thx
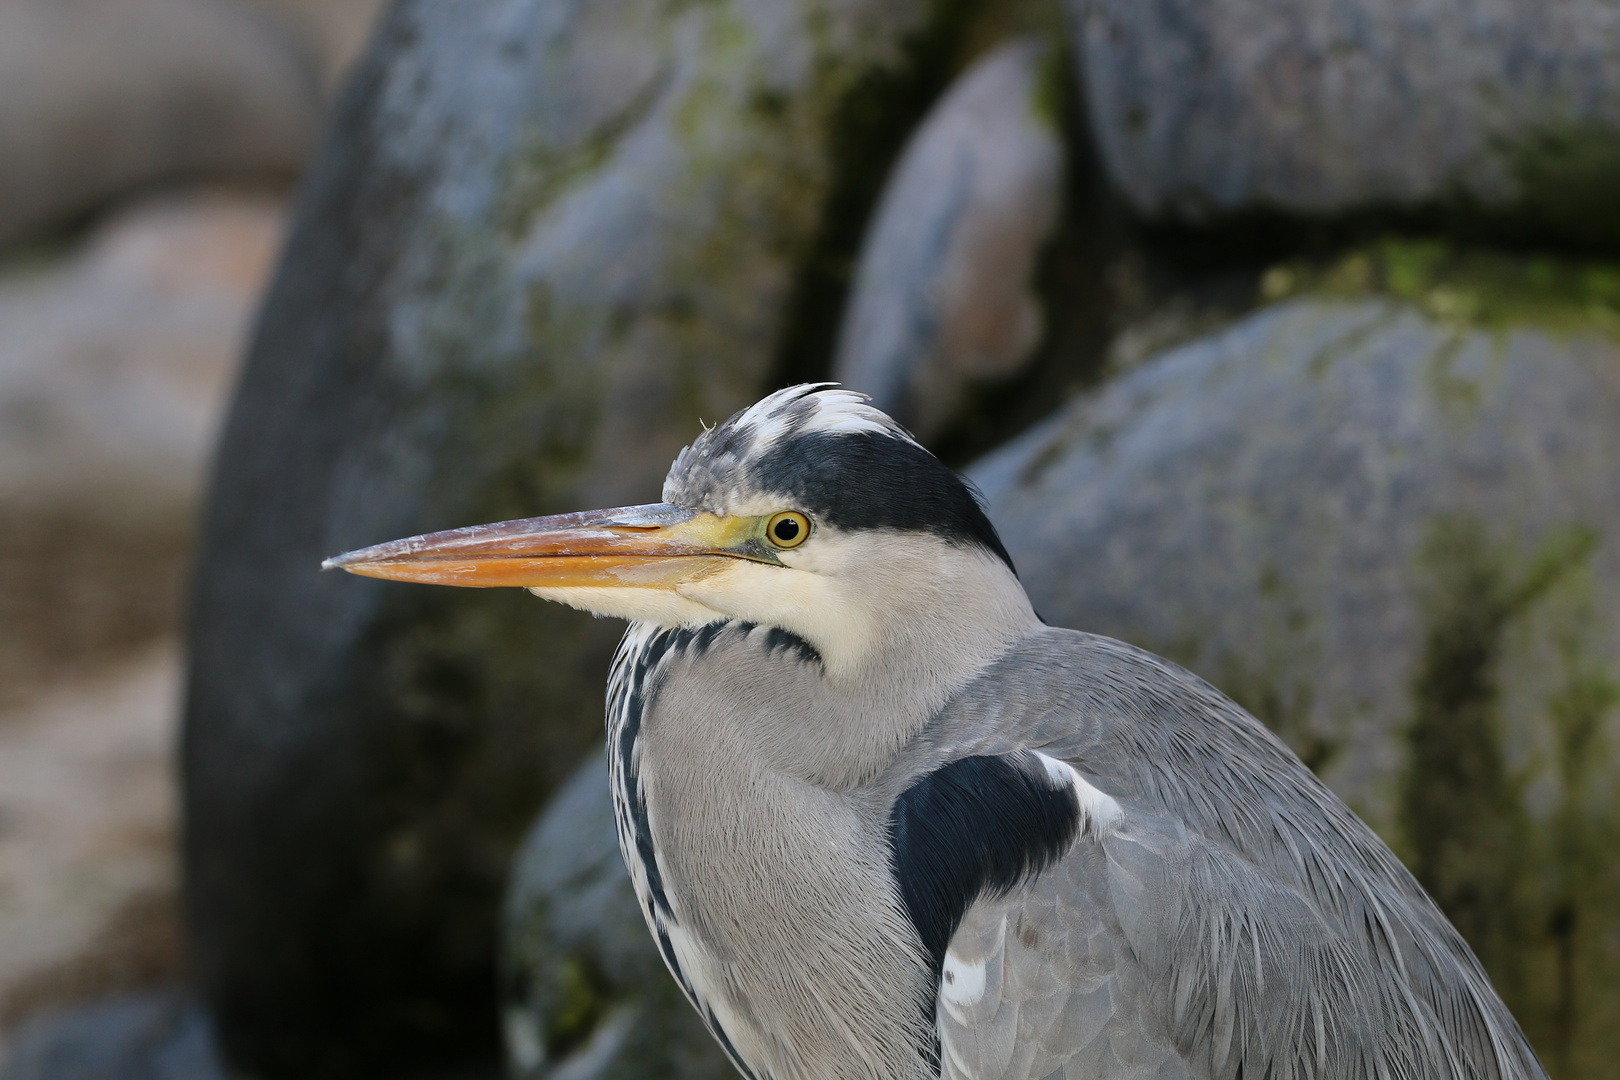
[746,431,1015,571]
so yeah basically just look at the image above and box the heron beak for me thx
[321,503,759,589]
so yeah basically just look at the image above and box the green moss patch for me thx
[1400,517,1620,1079]
[1261,238,1620,339]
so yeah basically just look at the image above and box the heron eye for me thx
[766,511,810,549]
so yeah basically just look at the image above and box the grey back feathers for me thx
[605,617,1545,1080]
[908,632,1545,1080]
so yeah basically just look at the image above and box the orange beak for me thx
[322,503,764,589]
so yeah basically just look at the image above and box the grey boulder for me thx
[0,191,285,706]
[502,753,730,1080]
[247,0,392,89]
[1068,0,1620,239]
[0,191,283,524]
[833,38,1063,441]
[0,993,226,1080]
[183,0,973,1075]
[0,0,321,247]
[970,264,1620,1072]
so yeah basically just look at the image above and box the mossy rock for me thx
[970,287,1620,1079]
[1259,238,1620,337]
[1068,0,1620,245]
[832,37,1064,441]
[501,754,731,1080]
[183,0,979,1075]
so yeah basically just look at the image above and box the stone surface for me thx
[969,254,1620,1077]
[833,38,1063,441]
[183,0,976,1075]
[0,188,283,1058]
[0,0,320,246]
[0,190,285,707]
[249,0,392,90]
[0,190,285,521]
[1067,0,1620,240]
[0,993,225,1080]
[0,647,186,1048]
[501,754,729,1080]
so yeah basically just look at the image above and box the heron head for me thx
[325,384,1034,675]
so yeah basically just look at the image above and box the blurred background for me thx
[0,1,1617,1080]
[0,0,385,1069]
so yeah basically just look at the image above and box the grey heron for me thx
[326,384,1546,1080]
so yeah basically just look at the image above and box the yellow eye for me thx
[765,511,811,549]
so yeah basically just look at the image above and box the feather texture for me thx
[610,621,1548,1080]
[905,631,1547,1080]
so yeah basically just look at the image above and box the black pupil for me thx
[774,518,800,542]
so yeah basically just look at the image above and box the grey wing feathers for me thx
[938,844,1187,1080]
[926,629,1547,1080]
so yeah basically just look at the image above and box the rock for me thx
[501,754,729,1080]
[0,992,226,1080]
[247,0,392,90]
[0,0,321,247]
[183,0,978,1075]
[0,190,285,522]
[1067,0,1620,240]
[0,187,276,1059]
[969,245,1620,1075]
[0,190,285,707]
[833,39,1063,441]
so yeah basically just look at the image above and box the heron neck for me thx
[616,621,945,1080]
[807,552,1041,789]
[673,563,1038,791]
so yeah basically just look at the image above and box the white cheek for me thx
[674,560,875,675]
[528,586,722,627]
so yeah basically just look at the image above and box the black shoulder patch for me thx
[889,755,1081,979]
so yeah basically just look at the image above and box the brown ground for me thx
[0,189,288,1056]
